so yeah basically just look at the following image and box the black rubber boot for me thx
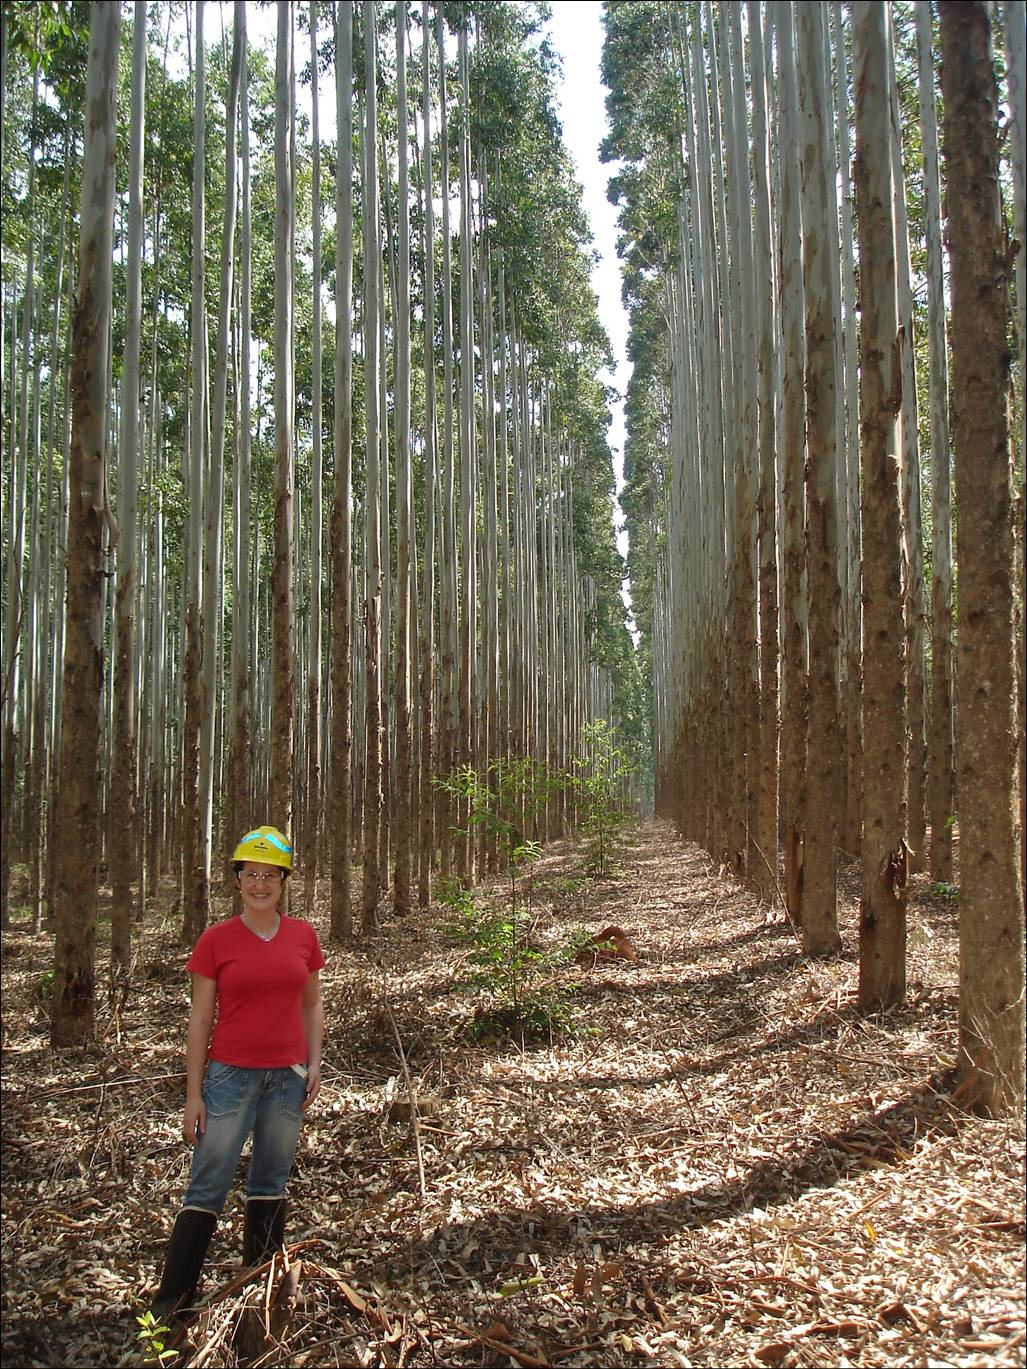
[149,1208,217,1323]
[242,1197,287,1266]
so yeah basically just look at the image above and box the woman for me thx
[150,826,325,1320]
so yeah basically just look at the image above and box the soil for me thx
[1,820,1023,1367]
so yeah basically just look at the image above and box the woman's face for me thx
[237,861,285,916]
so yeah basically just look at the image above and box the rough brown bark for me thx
[271,1,295,841]
[227,0,252,864]
[940,0,1026,1115]
[330,0,353,939]
[776,0,807,930]
[416,0,436,909]
[796,1,841,956]
[361,0,383,934]
[749,0,779,904]
[303,0,323,914]
[917,1,955,885]
[393,0,413,918]
[109,1,147,978]
[51,0,120,1047]
[853,0,908,1012]
[180,0,208,948]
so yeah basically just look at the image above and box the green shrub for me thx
[575,720,635,878]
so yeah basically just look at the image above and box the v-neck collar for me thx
[239,912,282,943]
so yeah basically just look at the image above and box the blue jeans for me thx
[182,1062,307,1215]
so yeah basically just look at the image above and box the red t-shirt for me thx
[187,915,325,1068]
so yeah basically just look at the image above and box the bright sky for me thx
[544,2,628,453]
[543,1,634,613]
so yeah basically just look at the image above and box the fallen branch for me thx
[36,1072,187,1098]
[380,967,427,1202]
[449,1322,552,1368]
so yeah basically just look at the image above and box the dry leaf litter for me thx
[1,821,1023,1368]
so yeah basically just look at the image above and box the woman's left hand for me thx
[302,1063,321,1111]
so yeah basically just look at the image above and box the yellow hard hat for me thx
[231,825,293,871]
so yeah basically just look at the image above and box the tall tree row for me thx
[1,4,645,1042]
[608,0,1024,1114]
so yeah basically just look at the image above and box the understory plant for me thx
[435,758,575,1039]
[575,719,635,877]
[135,1311,177,1367]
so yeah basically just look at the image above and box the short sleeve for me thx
[187,927,218,980]
[308,926,326,974]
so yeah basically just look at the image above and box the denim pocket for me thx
[280,1066,308,1121]
[204,1060,249,1118]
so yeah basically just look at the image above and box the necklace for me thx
[244,913,280,942]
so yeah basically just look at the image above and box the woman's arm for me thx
[184,974,217,1143]
[300,971,324,1110]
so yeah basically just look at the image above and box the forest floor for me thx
[1,820,1024,1369]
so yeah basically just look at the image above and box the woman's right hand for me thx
[184,1095,206,1145]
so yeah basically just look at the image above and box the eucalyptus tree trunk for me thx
[51,0,120,1046]
[361,0,383,933]
[18,67,41,847]
[181,0,207,946]
[704,0,734,861]
[889,19,927,874]
[480,197,500,856]
[20,51,45,931]
[833,0,862,858]
[437,6,458,880]
[682,0,721,852]
[416,0,437,908]
[330,0,354,939]
[497,254,512,765]
[35,132,72,932]
[142,11,172,889]
[305,0,323,910]
[457,21,477,879]
[1,58,38,929]
[853,0,907,1012]
[393,0,414,916]
[916,1,954,885]
[1003,1,1026,890]
[271,0,296,842]
[726,2,759,884]
[519,351,538,784]
[940,0,1025,1117]
[536,386,552,829]
[201,0,241,895]
[508,331,525,767]
[795,0,841,955]
[748,0,778,902]
[227,0,252,857]
[110,0,146,976]
[714,3,744,871]
[819,4,849,851]
[775,0,808,929]
[376,241,392,889]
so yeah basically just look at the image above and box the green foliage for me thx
[435,757,579,1041]
[574,719,634,877]
[929,881,959,901]
[3,1,81,79]
[436,755,562,870]
[135,1311,177,1367]
[33,968,56,1004]
[437,878,580,1043]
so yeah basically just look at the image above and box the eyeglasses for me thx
[240,870,283,884]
